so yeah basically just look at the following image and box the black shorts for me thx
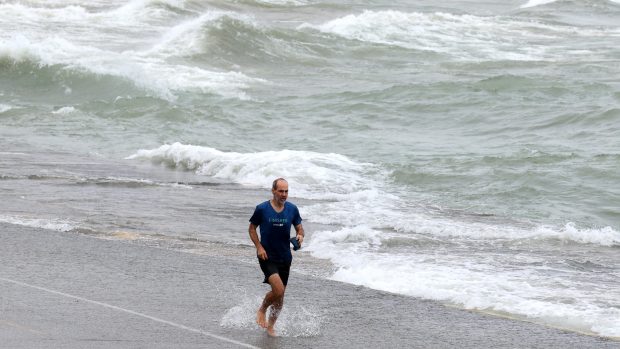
[258,258,291,286]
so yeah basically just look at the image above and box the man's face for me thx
[272,180,289,204]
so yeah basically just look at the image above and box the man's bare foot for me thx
[267,326,277,337]
[256,309,268,328]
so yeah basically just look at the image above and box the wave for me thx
[145,10,259,58]
[0,103,12,113]
[0,0,187,27]
[0,215,76,232]
[127,143,619,247]
[230,0,315,7]
[390,151,581,184]
[534,223,620,246]
[0,1,268,100]
[144,8,335,69]
[521,0,620,8]
[52,106,77,115]
[1,171,193,189]
[299,10,618,61]
[304,225,620,337]
[304,198,620,246]
[520,0,558,8]
[0,35,260,100]
[71,175,194,189]
[109,0,189,18]
[126,142,382,199]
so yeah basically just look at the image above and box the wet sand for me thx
[0,223,617,349]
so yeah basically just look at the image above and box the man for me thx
[249,178,304,337]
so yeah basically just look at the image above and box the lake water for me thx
[1,0,619,338]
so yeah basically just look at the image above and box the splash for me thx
[220,296,322,337]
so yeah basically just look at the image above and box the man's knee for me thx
[268,274,286,298]
[273,286,285,299]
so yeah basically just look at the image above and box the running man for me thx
[248,178,304,336]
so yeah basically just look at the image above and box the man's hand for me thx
[296,234,304,247]
[256,245,268,260]
[294,223,305,248]
[249,223,267,259]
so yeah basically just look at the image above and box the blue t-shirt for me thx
[249,201,302,263]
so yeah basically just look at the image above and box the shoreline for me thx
[1,222,618,348]
[77,227,620,342]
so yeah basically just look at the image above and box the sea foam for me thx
[126,142,381,199]
[305,225,620,337]
[300,10,611,61]
[52,106,77,115]
[127,143,619,247]
[0,104,12,113]
[520,0,558,8]
[0,215,76,232]
[0,35,259,100]
[252,0,311,5]
[109,0,187,20]
[0,1,264,101]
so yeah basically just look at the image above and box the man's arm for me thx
[294,224,304,247]
[249,223,267,260]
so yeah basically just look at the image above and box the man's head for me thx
[271,178,288,205]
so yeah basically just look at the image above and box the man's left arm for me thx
[294,224,304,246]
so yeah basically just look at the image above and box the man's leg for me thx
[256,273,286,336]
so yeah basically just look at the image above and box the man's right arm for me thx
[249,223,267,260]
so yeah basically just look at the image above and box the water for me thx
[1,0,619,339]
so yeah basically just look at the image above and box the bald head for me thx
[271,178,289,206]
[272,178,287,190]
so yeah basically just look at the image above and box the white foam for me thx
[533,223,620,246]
[108,0,187,22]
[0,1,265,101]
[0,35,259,100]
[305,226,620,337]
[303,198,620,247]
[0,215,76,232]
[0,104,12,113]
[127,143,620,247]
[52,106,76,114]
[0,1,183,28]
[127,142,619,337]
[251,0,311,5]
[0,3,91,23]
[144,10,260,58]
[146,11,240,57]
[126,142,383,199]
[301,174,620,337]
[300,10,612,61]
[520,0,558,9]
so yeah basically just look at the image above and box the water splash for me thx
[220,296,322,337]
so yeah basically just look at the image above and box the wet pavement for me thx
[1,223,618,349]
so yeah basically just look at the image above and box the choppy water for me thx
[1,0,619,338]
